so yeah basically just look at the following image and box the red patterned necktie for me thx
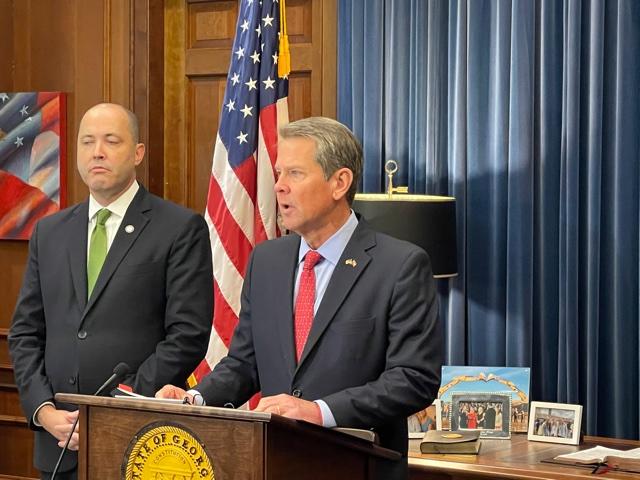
[294,250,323,362]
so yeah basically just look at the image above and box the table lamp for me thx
[352,162,457,278]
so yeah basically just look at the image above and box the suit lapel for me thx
[296,223,375,368]
[274,235,301,376]
[83,188,151,318]
[68,202,89,318]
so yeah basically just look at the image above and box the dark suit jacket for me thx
[196,219,442,478]
[8,186,213,473]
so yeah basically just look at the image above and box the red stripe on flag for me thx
[254,202,268,244]
[40,95,61,136]
[260,103,279,167]
[212,281,239,347]
[192,358,212,381]
[233,155,257,204]
[206,175,253,276]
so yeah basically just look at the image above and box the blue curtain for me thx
[338,0,640,439]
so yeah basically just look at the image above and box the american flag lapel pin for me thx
[345,258,357,268]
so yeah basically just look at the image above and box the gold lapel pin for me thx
[345,258,357,268]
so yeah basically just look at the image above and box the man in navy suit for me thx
[157,117,442,478]
[9,103,213,479]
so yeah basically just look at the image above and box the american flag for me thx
[191,0,289,384]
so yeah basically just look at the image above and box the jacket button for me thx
[292,389,302,398]
[77,330,87,339]
[68,376,76,385]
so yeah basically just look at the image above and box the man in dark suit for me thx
[484,404,497,429]
[157,117,442,478]
[8,103,213,479]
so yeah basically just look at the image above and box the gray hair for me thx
[279,117,362,204]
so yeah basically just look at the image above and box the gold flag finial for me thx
[278,0,291,77]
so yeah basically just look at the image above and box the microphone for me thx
[94,362,131,396]
[51,362,131,479]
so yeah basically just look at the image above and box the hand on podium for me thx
[155,384,193,403]
[255,394,322,425]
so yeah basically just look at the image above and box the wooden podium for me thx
[56,393,400,479]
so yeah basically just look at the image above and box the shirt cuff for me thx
[33,401,55,426]
[187,389,205,406]
[315,399,337,427]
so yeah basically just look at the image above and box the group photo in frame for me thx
[450,392,512,439]
[527,401,582,445]
[437,366,530,432]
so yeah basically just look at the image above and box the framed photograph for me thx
[0,91,66,240]
[438,366,530,432]
[527,401,582,445]
[450,392,511,439]
[407,399,440,438]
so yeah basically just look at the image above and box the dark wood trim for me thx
[133,0,165,196]
[321,0,337,118]
[164,0,187,205]
[0,1,13,90]
[0,367,14,385]
[0,414,27,426]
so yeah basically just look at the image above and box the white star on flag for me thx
[235,46,245,59]
[240,104,253,118]
[0,93,8,102]
[256,24,262,37]
[236,131,248,144]
[231,73,240,85]
[272,52,278,64]
[20,105,29,116]
[245,77,257,91]
[14,136,24,147]
[250,51,260,64]
[240,19,249,32]
[225,99,235,112]
[263,14,274,27]
[262,76,275,90]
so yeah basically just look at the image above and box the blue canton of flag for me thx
[219,0,288,168]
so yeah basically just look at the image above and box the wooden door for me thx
[163,0,337,212]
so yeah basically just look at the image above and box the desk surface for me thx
[408,434,640,479]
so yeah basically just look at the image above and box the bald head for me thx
[80,103,139,143]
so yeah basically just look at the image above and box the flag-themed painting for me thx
[0,92,66,240]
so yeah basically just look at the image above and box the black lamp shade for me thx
[353,194,457,278]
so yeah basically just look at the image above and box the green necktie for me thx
[87,208,111,298]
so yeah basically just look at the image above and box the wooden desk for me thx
[408,434,640,479]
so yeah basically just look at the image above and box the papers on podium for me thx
[114,386,185,404]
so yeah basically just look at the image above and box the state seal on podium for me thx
[122,422,214,479]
